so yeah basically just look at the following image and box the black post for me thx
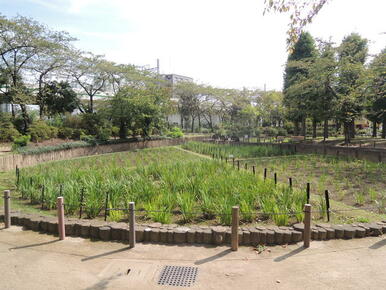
[244,163,247,170]
[289,177,292,189]
[225,157,228,163]
[104,192,109,221]
[237,160,240,170]
[306,183,310,204]
[41,185,45,210]
[274,173,277,185]
[264,168,267,180]
[232,157,235,167]
[325,190,330,222]
[79,188,85,219]
[59,184,63,197]
[16,167,20,188]
[252,165,255,175]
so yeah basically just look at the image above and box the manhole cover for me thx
[158,265,198,287]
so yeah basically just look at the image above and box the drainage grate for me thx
[158,265,198,287]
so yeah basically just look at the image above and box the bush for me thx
[167,127,184,138]
[96,127,111,141]
[58,127,74,139]
[0,122,21,142]
[28,121,58,142]
[262,127,278,137]
[12,135,30,149]
[276,127,287,136]
[72,129,85,140]
[111,126,120,139]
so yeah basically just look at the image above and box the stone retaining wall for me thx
[1,212,385,246]
[0,136,206,172]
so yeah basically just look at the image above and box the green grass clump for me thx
[17,147,305,226]
[182,141,295,159]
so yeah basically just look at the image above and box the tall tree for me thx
[336,33,368,143]
[0,15,74,131]
[283,32,317,136]
[365,48,386,138]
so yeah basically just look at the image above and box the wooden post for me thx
[41,185,45,210]
[237,160,240,170]
[289,177,292,189]
[231,206,239,251]
[264,168,267,180]
[244,163,247,170]
[325,190,330,222]
[252,165,255,175]
[232,157,235,167]
[306,183,310,204]
[4,190,11,228]
[57,196,65,240]
[129,202,136,248]
[104,192,109,221]
[225,157,228,163]
[79,188,84,219]
[274,173,277,185]
[303,204,311,248]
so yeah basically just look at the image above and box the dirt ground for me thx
[0,225,385,290]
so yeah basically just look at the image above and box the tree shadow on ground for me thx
[194,249,232,265]
[9,239,60,250]
[369,239,386,250]
[84,273,125,290]
[81,246,132,262]
[274,246,306,262]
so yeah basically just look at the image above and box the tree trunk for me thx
[349,120,356,139]
[301,117,306,137]
[180,114,183,128]
[198,113,201,132]
[343,122,350,144]
[294,121,300,136]
[372,121,377,138]
[191,116,195,133]
[382,116,386,139]
[323,118,329,141]
[89,95,94,113]
[312,118,317,139]
[119,122,127,139]
[20,104,30,133]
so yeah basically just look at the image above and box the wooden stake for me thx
[289,177,293,189]
[231,206,239,251]
[4,190,10,228]
[325,190,330,222]
[264,168,267,180]
[306,183,310,204]
[303,204,311,248]
[129,202,136,248]
[57,196,65,240]
[252,165,255,175]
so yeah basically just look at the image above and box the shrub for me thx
[167,127,184,138]
[12,135,30,149]
[0,122,21,142]
[262,127,278,137]
[111,126,120,139]
[71,129,85,140]
[276,127,287,136]
[58,127,74,139]
[28,121,58,142]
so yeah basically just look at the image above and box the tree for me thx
[0,15,74,131]
[366,48,386,138]
[69,52,111,113]
[109,85,169,139]
[41,81,78,116]
[283,32,317,136]
[336,33,368,143]
[263,0,329,47]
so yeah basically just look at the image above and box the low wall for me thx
[0,136,206,172]
[1,211,384,247]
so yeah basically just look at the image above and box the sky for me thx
[1,0,385,91]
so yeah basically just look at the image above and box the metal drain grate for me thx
[158,265,198,287]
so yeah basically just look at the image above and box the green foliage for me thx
[58,127,74,139]
[40,81,79,116]
[27,121,58,142]
[167,127,184,138]
[12,135,30,149]
[18,147,305,225]
[0,119,20,141]
[182,141,295,159]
